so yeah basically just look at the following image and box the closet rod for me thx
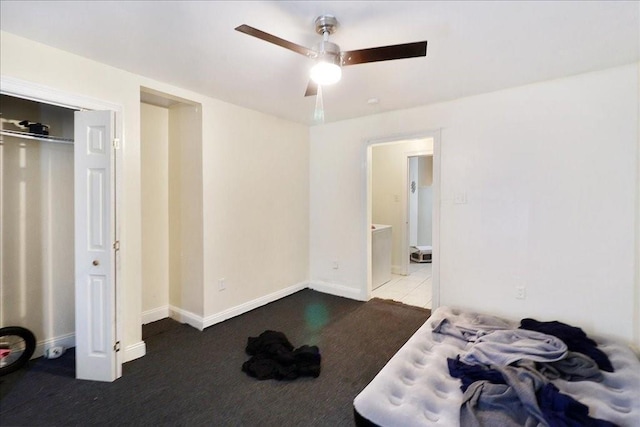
[0,129,74,145]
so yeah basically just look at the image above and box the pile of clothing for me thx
[241,330,321,381]
[433,312,617,426]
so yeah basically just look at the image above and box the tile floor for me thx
[372,261,432,309]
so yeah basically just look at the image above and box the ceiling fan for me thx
[235,15,427,97]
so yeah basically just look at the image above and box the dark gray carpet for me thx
[0,289,430,426]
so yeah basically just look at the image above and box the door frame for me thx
[1,75,124,379]
[365,130,441,309]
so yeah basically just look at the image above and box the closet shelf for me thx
[0,129,74,144]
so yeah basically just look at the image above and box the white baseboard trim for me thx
[32,333,146,364]
[202,281,308,329]
[392,265,405,275]
[142,306,170,325]
[34,332,75,359]
[140,281,351,336]
[124,341,146,362]
[308,280,366,301]
[169,305,205,331]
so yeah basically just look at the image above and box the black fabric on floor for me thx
[242,330,321,380]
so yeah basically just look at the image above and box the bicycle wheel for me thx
[0,326,36,376]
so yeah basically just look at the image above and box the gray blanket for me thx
[460,329,568,367]
[432,311,517,342]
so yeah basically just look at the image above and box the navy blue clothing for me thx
[447,356,505,392]
[537,383,618,427]
[448,356,619,426]
[520,318,613,372]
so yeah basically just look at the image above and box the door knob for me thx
[92,260,99,266]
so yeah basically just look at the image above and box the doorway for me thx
[366,133,440,309]
[1,77,123,381]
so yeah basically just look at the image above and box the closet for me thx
[0,94,77,356]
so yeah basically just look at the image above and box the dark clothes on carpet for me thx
[242,330,321,380]
[519,318,613,372]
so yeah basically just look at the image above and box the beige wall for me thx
[141,100,207,325]
[169,103,204,318]
[201,104,310,319]
[140,103,169,314]
[1,31,310,360]
[419,156,433,187]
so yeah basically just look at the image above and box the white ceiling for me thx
[1,1,638,125]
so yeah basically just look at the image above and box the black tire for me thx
[0,326,36,376]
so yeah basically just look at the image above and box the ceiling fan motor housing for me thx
[314,40,341,65]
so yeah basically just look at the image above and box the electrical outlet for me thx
[332,260,339,270]
[218,278,226,291]
[515,286,526,300]
[45,346,66,359]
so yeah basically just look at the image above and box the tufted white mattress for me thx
[353,306,640,426]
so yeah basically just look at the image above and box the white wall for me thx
[311,63,639,346]
[1,31,310,359]
[140,102,169,317]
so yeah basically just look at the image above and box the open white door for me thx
[74,110,118,382]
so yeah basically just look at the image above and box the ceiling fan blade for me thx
[341,41,427,66]
[235,24,315,58]
[304,80,318,97]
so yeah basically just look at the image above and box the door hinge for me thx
[114,341,121,352]
[112,138,120,149]
[113,240,120,251]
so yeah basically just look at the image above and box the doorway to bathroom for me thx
[367,134,440,309]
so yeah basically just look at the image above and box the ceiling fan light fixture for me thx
[310,61,342,85]
[310,40,342,85]
[235,14,428,97]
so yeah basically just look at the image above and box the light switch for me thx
[454,191,467,204]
